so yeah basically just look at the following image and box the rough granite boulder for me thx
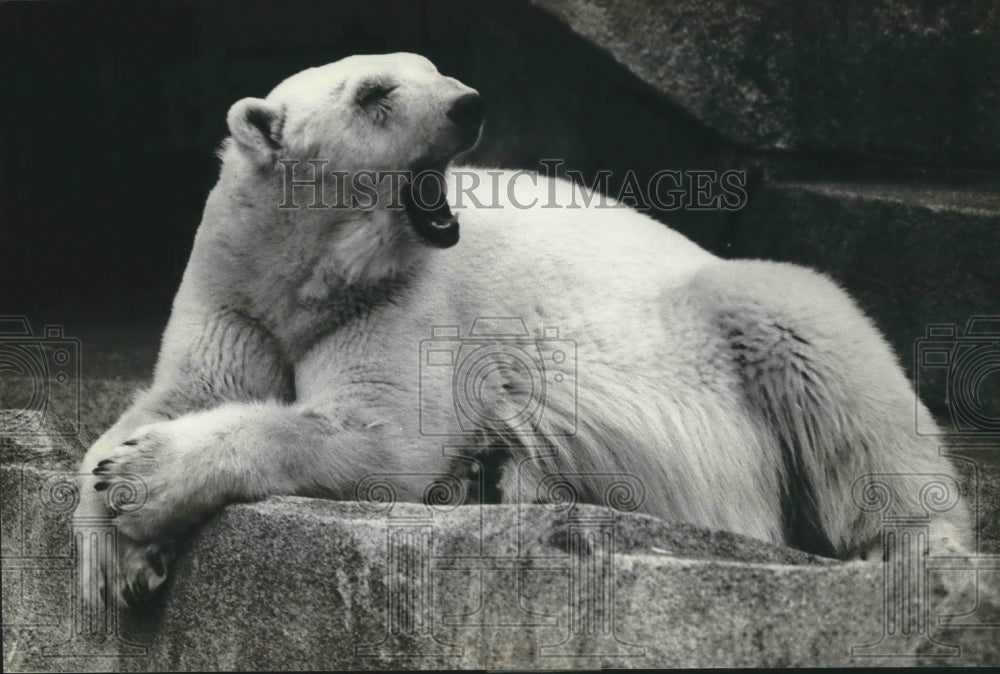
[530,0,1000,164]
[3,402,999,670]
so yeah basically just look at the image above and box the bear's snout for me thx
[446,92,484,136]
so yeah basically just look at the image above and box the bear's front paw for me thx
[91,422,218,542]
[72,489,175,610]
[112,538,174,609]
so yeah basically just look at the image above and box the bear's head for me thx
[223,53,482,257]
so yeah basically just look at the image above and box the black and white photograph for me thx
[2,0,999,669]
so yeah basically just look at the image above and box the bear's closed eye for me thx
[357,82,397,109]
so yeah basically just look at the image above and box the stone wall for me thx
[2,381,999,669]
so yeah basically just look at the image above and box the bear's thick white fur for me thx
[74,53,969,607]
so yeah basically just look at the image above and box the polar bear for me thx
[74,53,970,608]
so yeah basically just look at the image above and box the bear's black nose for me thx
[447,93,484,132]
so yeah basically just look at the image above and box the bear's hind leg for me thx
[693,260,971,558]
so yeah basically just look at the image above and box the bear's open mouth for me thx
[402,167,459,248]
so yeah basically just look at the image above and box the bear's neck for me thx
[176,149,424,359]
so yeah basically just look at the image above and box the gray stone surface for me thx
[3,403,1000,669]
[119,500,1000,669]
[531,0,1000,163]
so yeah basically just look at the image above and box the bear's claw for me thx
[109,539,173,609]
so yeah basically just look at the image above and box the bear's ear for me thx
[226,98,284,162]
